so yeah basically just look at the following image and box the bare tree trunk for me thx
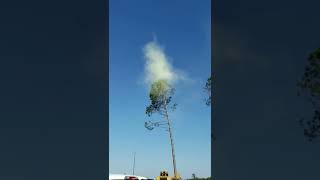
[164,101,178,179]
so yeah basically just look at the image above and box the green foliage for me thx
[298,48,320,141]
[146,80,177,117]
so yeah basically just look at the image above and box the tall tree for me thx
[192,173,196,180]
[145,80,180,180]
[297,48,320,141]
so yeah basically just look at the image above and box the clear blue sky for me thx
[109,0,211,178]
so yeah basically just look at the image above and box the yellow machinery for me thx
[156,171,170,180]
[156,171,181,180]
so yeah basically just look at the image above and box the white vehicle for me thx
[109,174,153,180]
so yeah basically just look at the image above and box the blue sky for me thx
[109,0,211,178]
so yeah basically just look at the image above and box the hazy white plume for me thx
[143,40,184,86]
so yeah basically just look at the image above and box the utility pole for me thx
[132,152,136,175]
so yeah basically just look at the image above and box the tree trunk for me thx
[164,101,178,179]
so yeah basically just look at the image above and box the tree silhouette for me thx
[192,173,196,180]
[297,48,320,141]
[204,75,213,106]
[204,75,216,142]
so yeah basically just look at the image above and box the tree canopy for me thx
[146,80,177,117]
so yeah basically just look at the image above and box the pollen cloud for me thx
[143,39,185,87]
